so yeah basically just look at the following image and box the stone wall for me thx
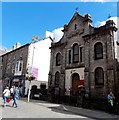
[48,12,118,100]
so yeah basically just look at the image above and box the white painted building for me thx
[25,37,52,94]
[25,29,63,94]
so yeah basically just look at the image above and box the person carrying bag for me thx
[2,86,10,107]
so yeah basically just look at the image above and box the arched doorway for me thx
[71,73,80,96]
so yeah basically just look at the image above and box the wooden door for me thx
[72,73,80,96]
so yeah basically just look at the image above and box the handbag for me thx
[7,98,11,103]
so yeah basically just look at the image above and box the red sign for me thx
[79,80,84,86]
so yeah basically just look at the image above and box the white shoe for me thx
[3,104,6,107]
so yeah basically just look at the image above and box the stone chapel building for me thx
[48,12,119,99]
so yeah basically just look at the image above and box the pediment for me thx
[63,12,85,36]
[68,12,84,27]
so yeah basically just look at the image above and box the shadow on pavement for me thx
[0,104,12,108]
[48,105,95,119]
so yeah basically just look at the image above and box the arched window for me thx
[95,67,104,85]
[55,72,60,86]
[73,43,79,63]
[56,53,61,66]
[94,42,103,60]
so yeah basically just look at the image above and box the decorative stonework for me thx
[49,11,119,99]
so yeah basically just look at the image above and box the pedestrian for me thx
[10,86,15,99]
[2,86,10,107]
[19,86,23,97]
[107,91,115,113]
[12,86,20,108]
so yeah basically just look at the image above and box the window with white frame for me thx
[15,61,23,75]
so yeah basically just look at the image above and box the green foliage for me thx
[26,76,35,81]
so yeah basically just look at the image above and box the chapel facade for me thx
[48,12,119,99]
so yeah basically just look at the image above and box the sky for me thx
[1,1,118,49]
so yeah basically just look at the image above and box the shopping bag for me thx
[7,98,11,103]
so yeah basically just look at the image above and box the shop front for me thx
[10,75,25,97]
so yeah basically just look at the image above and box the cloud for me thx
[52,27,64,42]
[45,27,64,42]
[95,17,118,27]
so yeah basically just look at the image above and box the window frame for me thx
[95,67,104,86]
[55,71,60,87]
[56,53,61,66]
[94,42,103,60]
[73,43,79,63]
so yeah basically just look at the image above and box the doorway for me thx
[72,73,80,96]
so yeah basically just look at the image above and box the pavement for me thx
[0,97,91,119]
[19,97,119,119]
[0,97,119,119]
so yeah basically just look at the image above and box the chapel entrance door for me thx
[72,73,80,96]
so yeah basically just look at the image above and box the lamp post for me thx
[27,35,40,102]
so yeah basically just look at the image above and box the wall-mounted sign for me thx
[32,68,38,81]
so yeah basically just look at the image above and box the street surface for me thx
[0,97,119,119]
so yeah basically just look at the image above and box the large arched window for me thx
[73,43,79,63]
[55,71,60,86]
[94,42,103,60]
[56,53,61,66]
[95,67,104,85]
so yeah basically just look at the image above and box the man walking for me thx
[12,86,19,108]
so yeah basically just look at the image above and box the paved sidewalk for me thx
[20,98,119,119]
[0,97,91,119]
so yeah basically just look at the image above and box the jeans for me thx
[3,96,8,105]
[12,97,18,107]
[11,93,14,99]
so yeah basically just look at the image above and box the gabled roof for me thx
[62,11,92,32]
[67,12,84,27]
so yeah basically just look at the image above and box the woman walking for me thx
[12,86,19,108]
[2,86,10,107]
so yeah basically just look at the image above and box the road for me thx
[0,97,119,119]
[0,97,92,119]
